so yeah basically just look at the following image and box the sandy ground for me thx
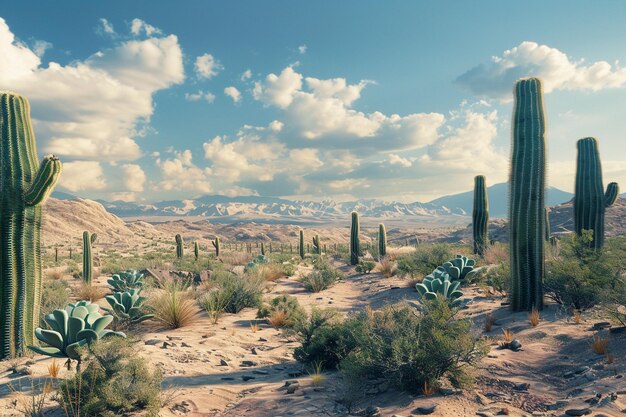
[2,248,626,417]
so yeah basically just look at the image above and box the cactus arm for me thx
[605,182,619,207]
[24,155,62,207]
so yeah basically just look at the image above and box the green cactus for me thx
[299,230,305,259]
[350,212,360,265]
[544,208,551,241]
[312,235,321,255]
[509,78,547,312]
[574,137,620,249]
[438,255,477,281]
[82,231,97,284]
[194,241,199,260]
[104,289,154,326]
[175,234,184,258]
[260,242,265,256]
[0,92,62,359]
[28,301,125,369]
[378,223,387,258]
[107,270,144,293]
[415,270,467,308]
[472,175,489,255]
[212,237,220,257]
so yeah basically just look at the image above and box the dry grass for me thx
[257,264,286,282]
[150,285,200,329]
[481,243,508,265]
[220,251,252,267]
[422,381,437,396]
[502,328,514,343]
[606,353,615,364]
[46,269,63,280]
[75,283,108,302]
[310,361,325,386]
[230,328,236,336]
[250,322,259,333]
[267,309,290,328]
[591,334,609,355]
[529,307,540,327]
[377,258,397,278]
[484,313,497,332]
[48,359,61,378]
[572,310,582,325]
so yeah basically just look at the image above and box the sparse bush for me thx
[355,261,376,274]
[75,283,108,302]
[40,279,70,326]
[150,282,199,329]
[59,337,162,417]
[257,295,305,328]
[199,271,265,314]
[300,268,343,292]
[478,262,510,294]
[396,244,454,278]
[293,308,352,369]
[377,258,397,278]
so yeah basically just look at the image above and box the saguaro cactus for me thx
[574,137,620,249]
[350,212,360,265]
[299,230,305,259]
[212,237,220,257]
[544,208,551,241]
[378,223,387,258]
[194,241,199,260]
[312,235,321,255]
[472,175,489,255]
[175,234,184,258]
[509,78,546,312]
[82,231,97,284]
[0,92,62,359]
[260,242,265,256]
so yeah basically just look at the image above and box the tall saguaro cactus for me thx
[175,234,184,259]
[212,237,220,258]
[544,208,551,241]
[0,92,62,359]
[574,137,620,249]
[312,235,321,255]
[509,78,546,312]
[472,175,489,255]
[350,212,360,265]
[194,241,200,260]
[82,231,97,284]
[378,223,387,258]
[299,230,305,259]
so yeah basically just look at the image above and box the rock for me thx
[166,335,182,340]
[241,375,255,381]
[284,380,299,386]
[252,369,268,375]
[592,322,611,331]
[439,388,460,396]
[584,372,597,381]
[564,408,591,416]
[564,366,590,378]
[546,400,568,410]
[240,360,257,367]
[251,347,258,355]
[161,341,176,349]
[514,382,530,391]
[365,406,381,417]
[144,339,160,345]
[181,342,191,348]
[286,384,299,394]
[508,339,522,351]
[415,404,437,414]
[219,359,229,366]
[259,337,267,342]
[609,326,626,334]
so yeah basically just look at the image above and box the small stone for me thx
[508,339,522,351]
[592,322,611,330]
[439,388,459,396]
[259,337,267,342]
[253,369,268,375]
[219,359,229,366]
[240,360,257,367]
[251,347,258,355]
[241,375,255,381]
[564,408,591,416]
[514,382,530,391]
[144,339,160,345]
[286,384,299,394]
[415,404,437,415]
[181,342,191,348]
[166,335,182,340]
[584,372,597,381]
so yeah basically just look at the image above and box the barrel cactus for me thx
[212,237,220,257]
[473,175,489,255]
[104,289,154,326]
[82,231,97,284]
[574,137,620,249]
[299,230,305,259]
[350,211,360,265]
[312,235,321,255]
[28,301,125,369]
[175,234,184,258]
[107,270,144,293]
[509,78,546,311]
[378,223,387,258]
[0,92,62,359]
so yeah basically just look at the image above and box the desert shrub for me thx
[257,295,305,327]
[480,242,508,265]
[355,261,376,274]
[254,263,287,281]
[300,267,343,292]
[59,337,162,417]
[75,283,108,302]
[150,282,200,329]
[281,263,297,277]
[294,299,486,392]
[40,279,71,326]
[200,271,265,314]
[377,258,397,278]
[396,244,454,278]
[478,262,510,294]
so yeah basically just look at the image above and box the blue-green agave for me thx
[415,271,467,308]
[437,255,477,281]
[107,270,145,293]
[104,289,154,325]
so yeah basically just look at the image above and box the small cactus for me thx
[82,231,97,284]
[378,223,387,258]
[299,230,305,259]
[350,212,360,265]
[212,237,220,257]
[472,175,489,255]
[175,234,184,258]
[194,241,200,260]
[312,235,321,255]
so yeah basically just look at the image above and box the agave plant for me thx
[104,289,154,326]
[28,301,125,369]
[415,271,468,308]
[437,255,477,281]
[108,270,145,293]
[244,255,270,272]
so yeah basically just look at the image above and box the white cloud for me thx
[97,18,116,36]
[59,161,107,192]
[0,17,184,161]
[298,45,307,54]
[121,164,146,192]
[185,90,216,103]
[388,154,414,167]
[130,18,161,36]
[457,41,626,99]
[224,86,241,103]
[289,148,324,169]
[110,192,138,202]
[253,66,302,108]
[241,69,252,81]
[32,40,52,57]
[195,53,222,79]
[156,150,213,193]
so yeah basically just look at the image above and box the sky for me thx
[1,1,626,203]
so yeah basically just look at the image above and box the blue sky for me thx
[1,1,625,202]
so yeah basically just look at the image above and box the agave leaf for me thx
[90,315,114,333]
[36,329,64,350]
[67,317,85,345]
[66,340,88,360]
[51,309,69,336]
[28,346,64,358]
[72,306,89,320]
[76,329,99,344]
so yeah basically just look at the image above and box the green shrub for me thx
[477,262,510,294]
[355,261,376,274]
[300,267,343,292]
[200,271,265,314]
[396,244,455,277]
[40,279,70,327]
[257,295,305,327]
[59,337,162,417]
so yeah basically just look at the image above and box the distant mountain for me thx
[51,191,78,200]
[429,183,573,218]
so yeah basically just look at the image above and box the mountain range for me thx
[52,182,580,221]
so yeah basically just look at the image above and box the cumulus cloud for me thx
[0,17,184,162]
[59,161,107,192]
[185,90,216,103]
[224,86,241,103]
[130,18,161,36]
[97,18,116,36]
[456,41,626,99]
[156,150,213,193]
[241,69,252,81]
[121,163,146,192]
[252,66,444,152]
[388,154,414,167]
[195,53,222,79]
